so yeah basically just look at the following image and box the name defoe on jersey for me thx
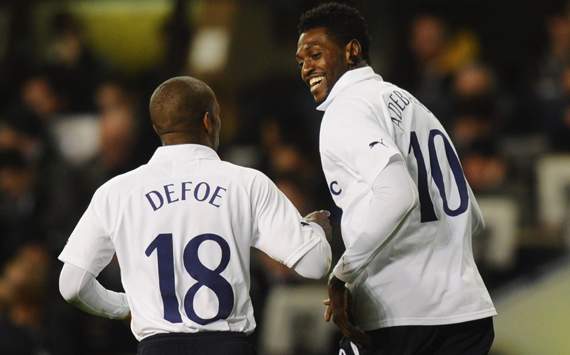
[145,181,227,211]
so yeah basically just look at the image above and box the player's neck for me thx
[160,132,214,149]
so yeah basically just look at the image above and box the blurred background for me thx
[0,0,569,354]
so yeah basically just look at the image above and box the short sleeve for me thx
[58,186,115,276]
[323,97,401,185]
[250,172,323,267]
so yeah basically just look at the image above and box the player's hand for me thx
[303,210,332,239]
[325,276,370,348]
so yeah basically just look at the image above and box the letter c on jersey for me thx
[329,181,342,196]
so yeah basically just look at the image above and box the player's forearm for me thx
[59,262,130,320]
[333,159,417,283]
[292,222,332,278]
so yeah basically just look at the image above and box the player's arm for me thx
[58,184,130,318]
[59,262,129,320]
[324,97,418,284]
[251,172,332,279]
[331,156,417,284]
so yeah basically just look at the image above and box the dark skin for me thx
[296,28,371,347]
[148,75,332,238]
[296,27,367,104]
[149,76,221,149]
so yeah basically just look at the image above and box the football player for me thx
[296,3,496,354]
[58,76,333,355]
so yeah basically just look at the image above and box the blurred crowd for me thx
[0,1,569,354]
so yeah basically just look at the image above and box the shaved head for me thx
[149,76,220,148]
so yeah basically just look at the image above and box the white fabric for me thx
[59,144,331,340]
[59,262,130,319]
[318,66,496,329]
[292,223,333,278]
[332,157,417,283]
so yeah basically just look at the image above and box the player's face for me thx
[296,27,349,104]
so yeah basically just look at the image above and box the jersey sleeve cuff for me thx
[332,260,358,284]
[283,222,326,268]
[58,251,101,277]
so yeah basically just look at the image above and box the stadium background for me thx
[0,0,569,354]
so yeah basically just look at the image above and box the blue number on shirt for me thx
[409,129,469,222]
[145,233,234,325]
[184,234,233,325]
[145,233,182,323]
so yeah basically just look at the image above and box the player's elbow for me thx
[59,264,81,303]
[293,242,332,279]
[404,178,419,214]
[296,260,329,279]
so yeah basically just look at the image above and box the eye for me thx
[297,61,304,68]
[310,52,322,60]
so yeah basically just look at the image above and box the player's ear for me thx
[202,111,212,132]
[202,111,213,134]
[345,39,362,66]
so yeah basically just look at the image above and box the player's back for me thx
[341,76,496,328]
[93,145,306,340]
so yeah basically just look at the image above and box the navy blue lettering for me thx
[393,90,410,105]
[164,184,179,204]
[329,181,342,196]
[208,186,227,208]
[146,191,164,211]
[389,93,407,111]
[181,182,193,200]
[194,182,210,201]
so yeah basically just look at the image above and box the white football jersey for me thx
[317,66,496,329]
[59,144,329,340]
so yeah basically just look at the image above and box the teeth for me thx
[309,76,324,87]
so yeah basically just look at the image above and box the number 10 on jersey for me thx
[409,129,469,222]
[145,233,234,325]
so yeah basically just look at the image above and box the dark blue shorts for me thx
[340,317,494,355]
[137,331,256,355]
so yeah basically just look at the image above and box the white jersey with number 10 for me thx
[317,66,496,330]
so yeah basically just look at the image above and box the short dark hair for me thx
[298,2,370,62]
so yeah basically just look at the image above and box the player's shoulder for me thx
[322,92,378,136]
[380,81,431,114]
[94,164,148,197]
[214,160,270,186]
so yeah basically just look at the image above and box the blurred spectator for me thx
[0,149,43,264]
[79,104,143,199]
[538,63,570,151]
[391,14,480,124]
[398,14,453,120]
[0,244,74,355]
[536,14,570,103]
[451,63,506,146]
[449,63,510,193]
[462,141,508,193]
[45,11,107,112]
[96,78,135,114]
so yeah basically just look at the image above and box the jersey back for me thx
[59,145,324,340]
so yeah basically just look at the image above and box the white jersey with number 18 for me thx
[317,66,496,330]
[59,144,330,340]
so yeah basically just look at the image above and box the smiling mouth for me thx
[308,76,325,93]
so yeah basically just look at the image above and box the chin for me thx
[312,91,325,104]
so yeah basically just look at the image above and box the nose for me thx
[301,59,314,79]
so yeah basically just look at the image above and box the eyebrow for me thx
[295,43,321,59]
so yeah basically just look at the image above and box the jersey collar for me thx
[316,66,382,111]
[149,144,220,164]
